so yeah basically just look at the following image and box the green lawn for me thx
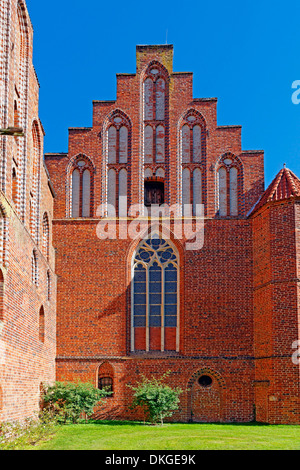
[26,421,300,450]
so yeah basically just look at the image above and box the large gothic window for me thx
[132,237,179,353]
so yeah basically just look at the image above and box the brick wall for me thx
[252,200,300,423]
[0,0,56,422]
[43,44,299,425]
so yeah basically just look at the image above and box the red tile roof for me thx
[249,166,300,216]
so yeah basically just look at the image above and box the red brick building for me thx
[0,0,56,422]
[44,44,300,424]
[1,0,300,425]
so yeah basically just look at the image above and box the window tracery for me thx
[132,237,179,352]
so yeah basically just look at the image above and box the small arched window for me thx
[31,250,38,286]
[180,111,205,216]
[46,270,51,301]
[39,306,45,343]
[71,158,93,218]
[106,112,130,215]
[30,121,41,240]
[17,1,29,90]
[181,120,203,163]
[97,362,114,397]
[217,156,240,217]
[14,101,20,140]
[107,115,130,165]
[98,377,113,395]
[42,213,50,261]
[12,167,18,205]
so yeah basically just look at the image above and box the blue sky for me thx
[26,0,300,187]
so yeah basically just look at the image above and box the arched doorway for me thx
[188,369,225,422]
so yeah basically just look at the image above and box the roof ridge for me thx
[249,166,300,216]
[268,169,283,201]
[285,168,300,196]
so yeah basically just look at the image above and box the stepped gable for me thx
[249,166,300,216]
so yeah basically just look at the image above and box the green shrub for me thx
[128,372,183,425]
[42,380,110,424]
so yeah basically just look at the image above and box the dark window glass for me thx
[133,239,179,351]
[198,375,213,388]
[98,377,113,395]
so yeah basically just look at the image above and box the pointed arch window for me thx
[143,65,168,166]
[132,237,179,353]
[39,306,45,343]
[32,250,38,286]
[217,156,240,217]
[12,167,18,205]
[46,270,51,301]
[143,70,166,121]
[180,111,205,216]
[107,115,130,165]
[71,158,94,218]
[181,120,203,163]
[14,101,20,143]
[30,121,41,240]
[106,112,130,215]
[42,212,50,261]
[181,167,202,216]
[16,2,30,221]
